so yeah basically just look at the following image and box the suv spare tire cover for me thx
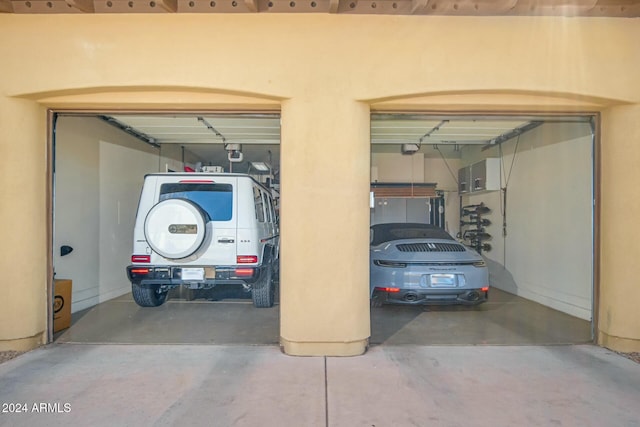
[144,199,208,259]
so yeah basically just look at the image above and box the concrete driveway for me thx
[0,344,638,426]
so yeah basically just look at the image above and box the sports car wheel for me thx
[370,296,383,308]
[132,283,168,307]
[144,198,208,260]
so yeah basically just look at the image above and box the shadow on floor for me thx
[56,285,281,345]
[56,285,591,347]
[369,288,592,345]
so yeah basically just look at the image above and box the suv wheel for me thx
[251,264,275,308]
[132,283,168,307]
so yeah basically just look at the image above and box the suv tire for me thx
[132,283,169,307]
[251,263,275,308]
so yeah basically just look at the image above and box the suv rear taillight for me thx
[234,268,255,277]
[131,255,151,263]
[237,255,258,264]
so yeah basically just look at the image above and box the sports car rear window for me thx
[371,223,454,245]
[159,183,232,221]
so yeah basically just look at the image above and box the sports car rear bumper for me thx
[372,287,488,306]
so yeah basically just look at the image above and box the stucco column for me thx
[0,98,48,351]
[279,95,371,356]
[599,104,640,352]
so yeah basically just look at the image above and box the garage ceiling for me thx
[108,115,281,146]
[103,114,282,173]
[371,117,532,145]
[95,113,576,174]
[2,0,639,16]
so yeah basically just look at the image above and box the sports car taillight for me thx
[375,287,400,293]
[131,255,151,263]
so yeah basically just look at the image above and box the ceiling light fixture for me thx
[249,162,271,174]
[250,162,270,172]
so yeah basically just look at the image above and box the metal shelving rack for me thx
[459,202,492,254]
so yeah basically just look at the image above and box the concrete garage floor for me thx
[370,287,592,345]
[55,287,591,346]
[56,288,280,345]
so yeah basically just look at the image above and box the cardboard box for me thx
[53,279,72,333]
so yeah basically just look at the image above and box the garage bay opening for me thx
[51,112,281,345]
[369,113,595,346]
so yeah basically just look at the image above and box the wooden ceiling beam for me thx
[511,0,600,14]
[64,0,94,12]
[411,0,429,13]
[244,0,258,12]
[588,0,640,16]
[0,0,14,12]
[424,0,519,15]
[157,0,177,12]
[3,0,640,15]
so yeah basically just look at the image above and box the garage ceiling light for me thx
[250,162,270,172]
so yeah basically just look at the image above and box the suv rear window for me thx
[159,183,233,221]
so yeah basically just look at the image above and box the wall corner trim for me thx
[598,331,640,353]
[280,337,369,357]
[0,332,45,352]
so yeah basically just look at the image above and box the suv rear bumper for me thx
[126,264,265,288]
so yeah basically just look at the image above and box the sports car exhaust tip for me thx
[404,293,419,302]
[467,291,480,301]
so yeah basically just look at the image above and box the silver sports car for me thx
[370,223,489,307]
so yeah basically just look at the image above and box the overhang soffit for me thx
[1,0,639,16]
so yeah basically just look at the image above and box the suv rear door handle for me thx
[218,238,235,244]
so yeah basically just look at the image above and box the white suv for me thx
[126,173,279,308]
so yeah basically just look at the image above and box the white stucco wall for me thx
[54,117,159,312]
[462,122,593,320]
